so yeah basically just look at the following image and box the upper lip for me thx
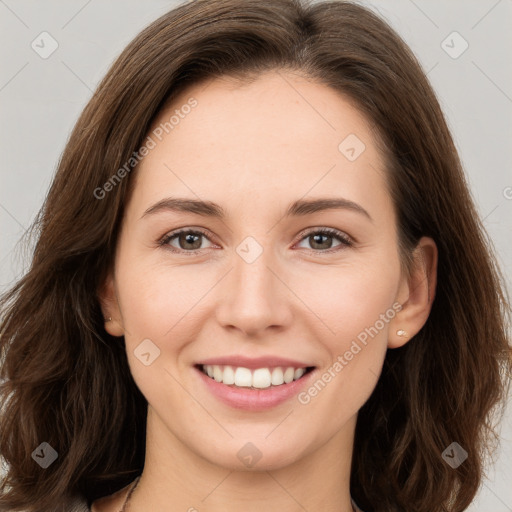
[195,355,314,370]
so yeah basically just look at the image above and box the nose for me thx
[215,246,293,337]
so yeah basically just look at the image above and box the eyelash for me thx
[158,227,353,255]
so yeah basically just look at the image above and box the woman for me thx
[1,1,510,511]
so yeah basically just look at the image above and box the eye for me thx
[159,227,353,255]
[295,227,353,252]
[159,228,214,254]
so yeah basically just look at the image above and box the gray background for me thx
[0,0,511,510]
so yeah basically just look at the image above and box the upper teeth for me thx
[202,365,307,389]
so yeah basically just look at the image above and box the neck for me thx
[128,406,357,512]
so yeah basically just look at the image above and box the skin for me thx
[94,70,437,512]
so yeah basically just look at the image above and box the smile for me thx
[198,364,315,389]
[194,363,317,411]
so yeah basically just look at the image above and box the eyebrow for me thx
[141,196,373,222]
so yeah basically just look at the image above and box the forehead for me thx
[130,71,391,221]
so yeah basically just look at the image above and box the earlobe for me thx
[104,316,124,338]
[97,274,125,337]
[388,237,438,349]
[389,327,410,349]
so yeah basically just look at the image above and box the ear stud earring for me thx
[105,317,112,322]
[396,329,408,337]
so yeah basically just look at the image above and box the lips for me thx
[193,355,317,410]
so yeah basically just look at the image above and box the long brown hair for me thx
[1,1,510,511]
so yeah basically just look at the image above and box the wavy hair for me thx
[1,1,511,511]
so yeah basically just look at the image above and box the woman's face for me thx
[103,70,428,471]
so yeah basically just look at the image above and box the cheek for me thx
[290,253,399,407]
[290,252,401,339]
[115,243,208,336]
[114,255,207,403]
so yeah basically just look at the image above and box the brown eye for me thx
[175,232,203,250]
[296,228,352,252]
[161,229,213,252]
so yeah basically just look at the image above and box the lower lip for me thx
[195,366,316,411]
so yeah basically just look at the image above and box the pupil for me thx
[311,233,332,250]
[181,233,201,249]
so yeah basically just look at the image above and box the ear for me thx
[97,272,125,337]
[388,236,438,348]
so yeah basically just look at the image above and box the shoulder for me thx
[59,490,123,512]
[65,494,91,512]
